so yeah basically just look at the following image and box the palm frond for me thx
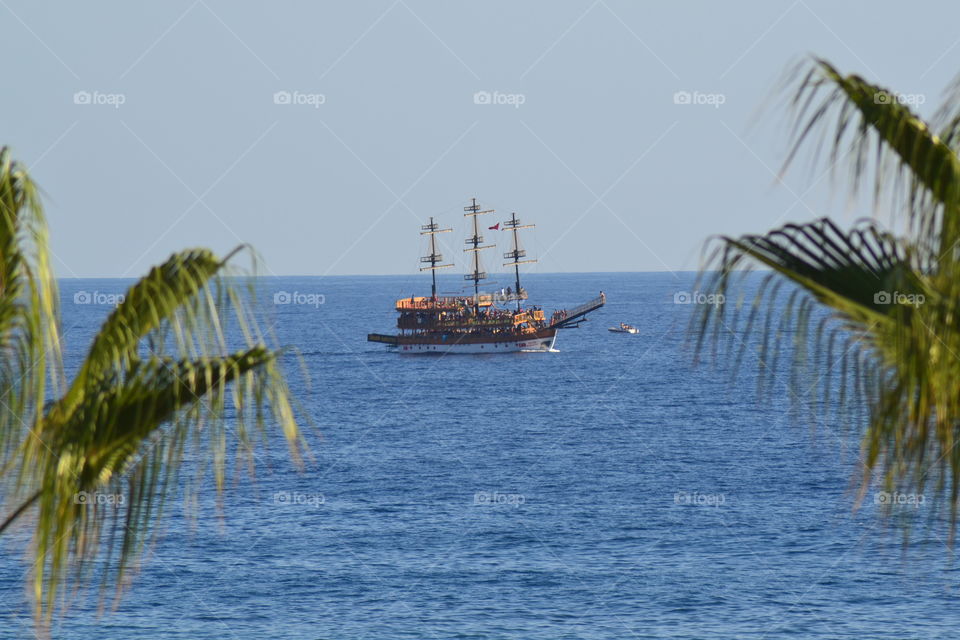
[786,59,960,258]
[695,218,916,397]
[12,248,304,625]
[0,148,303,627]
[0,146,61,510]
[698,58,960,541]
[29,346,296,617]
[60,249,226,406]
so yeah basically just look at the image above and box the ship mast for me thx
[502,212,536,311]
[463,197,495,311]
[419,216,453,299]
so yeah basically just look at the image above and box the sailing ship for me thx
[367,197,605,354]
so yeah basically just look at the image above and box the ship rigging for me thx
[419,216,452,299]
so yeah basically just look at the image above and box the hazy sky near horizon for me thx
[3,1,958,278]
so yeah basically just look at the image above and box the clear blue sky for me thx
[2,1,957,277]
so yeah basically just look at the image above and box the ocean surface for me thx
[2,273,958,639]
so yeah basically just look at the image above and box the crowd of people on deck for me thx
[402,298,547,336]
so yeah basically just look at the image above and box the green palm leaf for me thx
[786,59,960,259]
[33,347,295,615]
[0,150,304,627]
[696,218,905,400]
[698,58,960,539]
[0,147,61,476]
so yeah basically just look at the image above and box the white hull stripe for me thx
[398,335,557,354]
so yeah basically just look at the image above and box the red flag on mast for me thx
[488,222,500,230]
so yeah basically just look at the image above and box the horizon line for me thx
[54,269,735,280]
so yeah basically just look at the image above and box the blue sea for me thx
[2,273,958,639]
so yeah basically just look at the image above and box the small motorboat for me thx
[608,322,639,334]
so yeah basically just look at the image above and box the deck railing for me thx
[395,291,529,311]
[549,293,606,328]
